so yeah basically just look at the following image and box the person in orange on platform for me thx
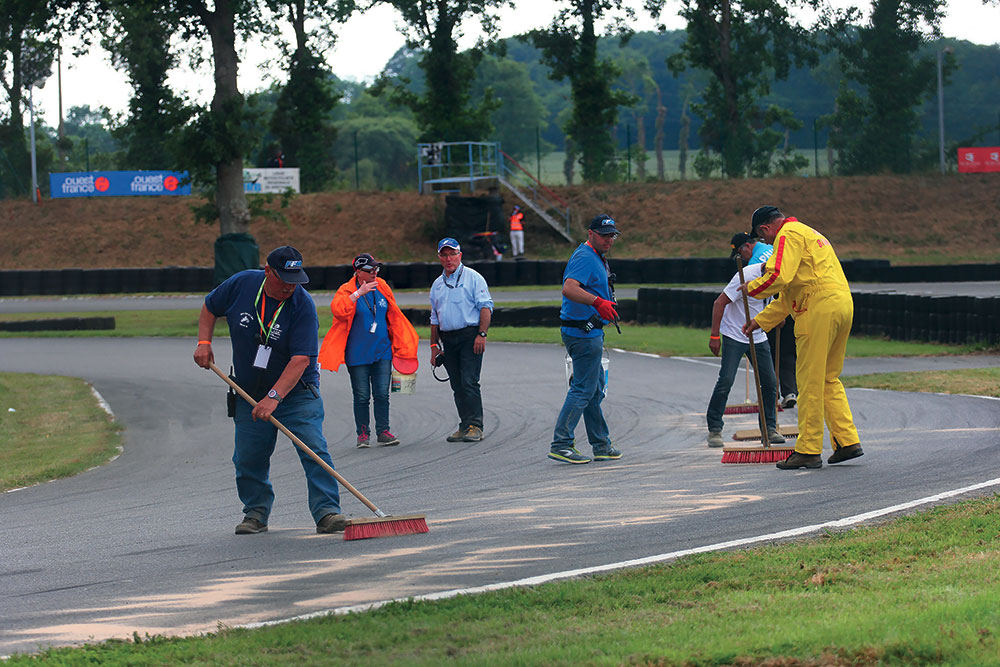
[741,206,864,471]
[318,253,419,448]
[509,205,525,259]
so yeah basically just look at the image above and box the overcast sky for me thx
[29,0,1000,129]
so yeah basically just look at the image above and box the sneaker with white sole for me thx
[548,447,592,464]
[377,430,400,446]
[781,393,797,409]
[356,427,371,448]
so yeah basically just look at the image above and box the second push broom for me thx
[721,258,795,464]
[210,362,428,540]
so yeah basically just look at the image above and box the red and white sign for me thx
[957,147,1000,173]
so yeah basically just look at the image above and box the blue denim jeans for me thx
[347,358,392,435]
[551,332,611,452]
[706,336,777,433]
[233,388,341,524]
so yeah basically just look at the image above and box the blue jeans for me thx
[706,336,777,433]
[233,389,341,524]
[347,358,392,435]
[552,332,611,452]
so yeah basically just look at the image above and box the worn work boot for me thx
[829,443,864,464]
[235,516,267,535]
[446,427,467,442]
[316,512,348,534]
[707,430,724,448]
[776,451,823,470]
[377,430,400,447]
[767,429,786,444]
[463,425,484,442]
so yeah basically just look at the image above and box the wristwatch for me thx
[266,389,283,403]
[478,331,488,338]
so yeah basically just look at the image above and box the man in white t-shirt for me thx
[704,238,782,447]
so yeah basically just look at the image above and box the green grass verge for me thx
[2,310,990,359]
[0,372,122,492]
[843,367,1000,398]
[11,495,1000,664]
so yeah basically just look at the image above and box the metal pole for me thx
[536,126,541,182]
[29,87,38,203]
[353,130,359,190]
[626,125,631,182]
[814,118,819,177]
[937,49,946,174]
[85,138,90,172]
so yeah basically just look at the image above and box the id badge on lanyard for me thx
[253,344,272,369]
[254,279,285,369]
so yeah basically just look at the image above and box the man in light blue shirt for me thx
[428,238,494,443]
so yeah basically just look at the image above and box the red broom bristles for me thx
[724,404,759,414]
[343,515,429,541]
[720,447,795,464]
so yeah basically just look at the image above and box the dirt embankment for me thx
[2,174,997,270]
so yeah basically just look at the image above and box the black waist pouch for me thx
[226,367,237,417]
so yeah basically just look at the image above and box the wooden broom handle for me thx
[736,258,771,448]
[208,362,382,514]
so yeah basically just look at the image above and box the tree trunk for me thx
[203,0,250,236]
[654,84,665,180]
[635,114,646,180]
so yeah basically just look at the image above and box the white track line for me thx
[243,476,1000,631]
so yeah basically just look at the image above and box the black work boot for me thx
[235,516,267,534]
[829,443,864,464]
[776,451,823,470]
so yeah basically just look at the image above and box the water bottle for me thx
[601,347,610,396]
[565,352,573,387]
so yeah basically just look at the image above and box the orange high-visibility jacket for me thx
[746,217,850,330]
[318,276,419,372]
[510,211,524,231]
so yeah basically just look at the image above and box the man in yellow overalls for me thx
[741,205,864,470]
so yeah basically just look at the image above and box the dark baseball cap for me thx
[266,246,309,284]
[729,232,754,259]
[353,253,379,272]
[750,205,782,237]
[589,214,619,235]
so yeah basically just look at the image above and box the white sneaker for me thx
[781,393,797,409]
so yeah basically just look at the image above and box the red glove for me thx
[593,297,619,322]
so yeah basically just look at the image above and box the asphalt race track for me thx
[1,337,999,656]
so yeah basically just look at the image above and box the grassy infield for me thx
[3,307,999,664]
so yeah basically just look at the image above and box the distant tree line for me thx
[2,0,999,236]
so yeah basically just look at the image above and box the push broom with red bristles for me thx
[724,360,759,414]
[210,363,429,540]
[721,258,795,464]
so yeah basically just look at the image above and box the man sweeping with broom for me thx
[741,206,864,470]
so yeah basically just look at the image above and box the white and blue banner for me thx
[49,171,191,198]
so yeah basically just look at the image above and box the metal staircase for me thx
[417,141,574,243]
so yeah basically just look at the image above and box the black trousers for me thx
[440,326,484,429]
[767,315,798,396]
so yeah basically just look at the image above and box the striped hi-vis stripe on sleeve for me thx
[749,235,785,296]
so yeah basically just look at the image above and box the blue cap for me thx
[266,245,309,284]
[437,237,461,252]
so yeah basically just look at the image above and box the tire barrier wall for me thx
[0,316,116,332]
[637,287,1000,346]
[0,259,996,296]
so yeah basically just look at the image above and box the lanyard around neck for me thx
[356,278,377,316]
[442,265,463,289]
[255,279,287,345]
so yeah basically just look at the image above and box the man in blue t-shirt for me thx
[194,246,345,536]
[548,214,623,464]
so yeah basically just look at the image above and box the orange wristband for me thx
[709,335,720,340]
[198,340,212,345]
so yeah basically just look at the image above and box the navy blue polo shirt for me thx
[205,269,320,397]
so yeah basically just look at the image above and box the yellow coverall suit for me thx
[747,218,860,456]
